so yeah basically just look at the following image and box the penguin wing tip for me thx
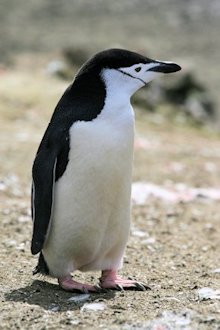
[31,240,42,255]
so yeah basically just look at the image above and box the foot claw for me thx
[115,284,124,291]
[99,270,149,291]
[94,285,107,293]
[135,282,146,291]
[144,284,151,290]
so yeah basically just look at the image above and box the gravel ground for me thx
[1,64,220,330]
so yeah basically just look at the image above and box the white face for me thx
[101,62,163,99]
[118,62,162,86]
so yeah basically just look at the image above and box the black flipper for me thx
[31,149,57,255]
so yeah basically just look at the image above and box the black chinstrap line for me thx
[117,69,147,86]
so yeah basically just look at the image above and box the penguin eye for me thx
[135,67,141,72]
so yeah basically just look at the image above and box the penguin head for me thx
[77,48,181,97]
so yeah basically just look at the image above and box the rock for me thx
[142,237,156,245]
[131,229,148,237]
[211,268,220,273]
[68,294,90,303]
[81,302,106,312]
[132,182,220,204]
[198,287,220,300]
[48,304,60,312]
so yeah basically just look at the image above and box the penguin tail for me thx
[33,252,49,276]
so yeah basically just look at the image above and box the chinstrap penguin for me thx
[31,48,181,292]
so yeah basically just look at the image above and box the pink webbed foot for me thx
[99,270,150,291]
[58,275,100,293]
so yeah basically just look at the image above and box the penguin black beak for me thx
[148,62,181,74]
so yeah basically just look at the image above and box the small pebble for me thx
[48,304,59,312]
[198,287,220,300]
[68,294,90,303]
[81,302,106,312]
[142,237,156,244]
[131,228,149,237]
[211,268,220,273]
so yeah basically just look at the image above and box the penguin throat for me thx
[117,69,147,87]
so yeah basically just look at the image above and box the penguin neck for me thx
[99,69,136,124]
[101,68,143,105]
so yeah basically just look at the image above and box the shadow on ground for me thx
[5,279,116,311]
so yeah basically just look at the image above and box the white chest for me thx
[68,72,135,173]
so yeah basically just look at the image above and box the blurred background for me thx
[1,0,220,125]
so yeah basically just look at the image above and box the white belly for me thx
[43,105,135,277]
